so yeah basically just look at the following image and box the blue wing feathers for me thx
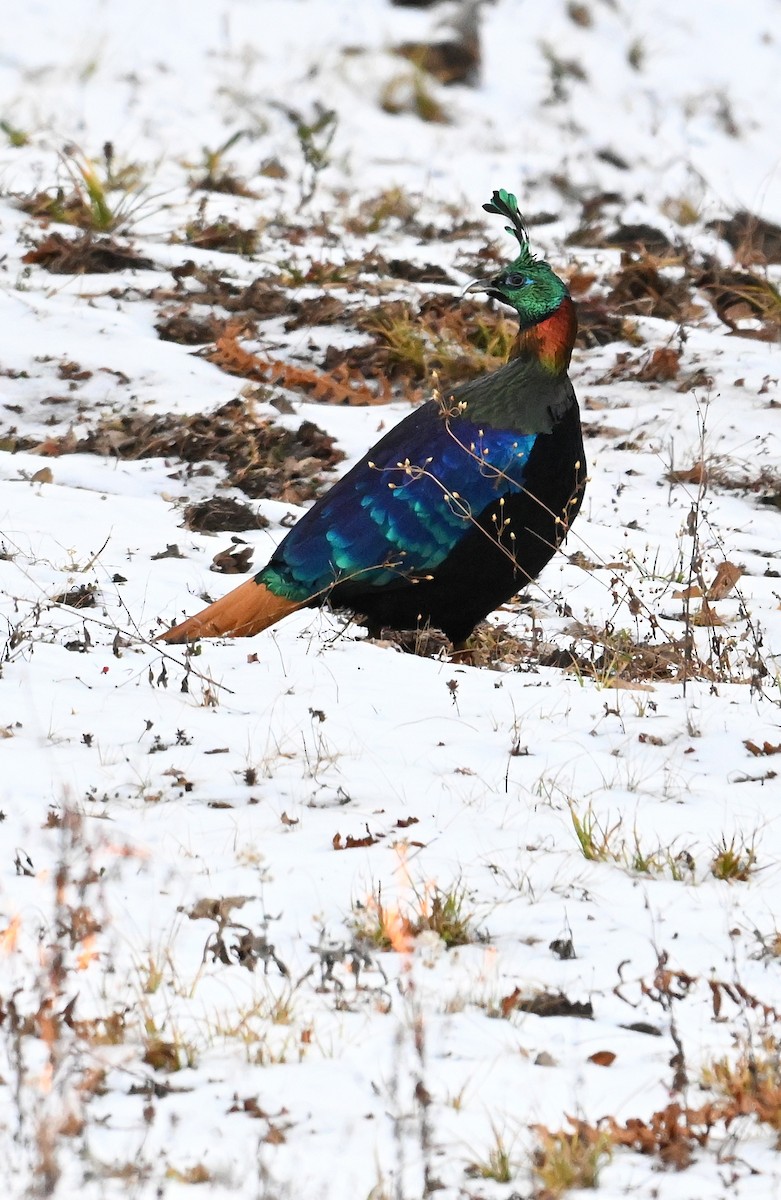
[261,403,537,600]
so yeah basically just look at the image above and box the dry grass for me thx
[380,68,448,124]
[353,880,484,951]
[182,204,259,255]
[710,834,758,882]
[355,295,517,392]
[533,1123,613,1197]
[18,144,145,233]
[702,1041,781,1144]
[18,398,343,506]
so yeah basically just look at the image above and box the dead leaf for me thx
[210,545,254,574]
[186,895,251,922]
[23,398,343,507]
[285,293,346,330]
[332,830,379,850]
[692,600,725,627]
[588,1050,617,1067]
[635,347,680,382]
[22,231,154,274]
[667,461,708,485]
[706,561,743,600]
[500,988,593,1020]
[207,322,389,405]
[228,1096,269,1118]
[744,740,781,757]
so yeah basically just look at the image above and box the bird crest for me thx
[483,189,536,270]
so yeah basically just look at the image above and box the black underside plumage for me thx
[323,403,585,643]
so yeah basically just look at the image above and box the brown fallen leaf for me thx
[210,545,254,574]
[332,830,379,850]
[500,988,593,1020]
[692,600,725,627]
[744,740,781,757]
[588,1050,617,1067]
[706,560,743,600]
[635,347,680,382]
[228,1096,269,1119]
[207,322,390,405]
[667,461,708,485]
[186,895,251,922]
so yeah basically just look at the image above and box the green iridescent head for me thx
[468,189,569,328]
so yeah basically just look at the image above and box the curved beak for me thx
[464,277,494,295]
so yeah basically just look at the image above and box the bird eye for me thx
[504,272,531,288]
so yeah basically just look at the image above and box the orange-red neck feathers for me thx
[513,296,577,374]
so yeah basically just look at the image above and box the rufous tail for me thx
[156,579,304,644]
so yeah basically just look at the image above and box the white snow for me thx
[1,1,781,1197]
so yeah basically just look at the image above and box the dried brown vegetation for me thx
[22,231,154,274]
[21,399,343,505]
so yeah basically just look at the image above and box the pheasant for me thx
[158,189,585,648]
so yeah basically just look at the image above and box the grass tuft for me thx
[533,1124,612,1197]
[353,880,484,951]
[710,834,758,882]
[466,1126,514,1183]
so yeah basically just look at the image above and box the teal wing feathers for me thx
[259,403,537,602]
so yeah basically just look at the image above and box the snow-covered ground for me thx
[1,2,781,1196]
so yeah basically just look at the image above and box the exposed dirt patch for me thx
[607,251,697,322]
[708,210,781,264]
[569,222,677,256]
[181,213,258,256]
[25,399,344,505]
[575,298,632,347]
[285,294,347,330]
[183,497,269,533]
[225,280,289,318]
[22,231,155,274]
[156,313,219,345]
[382,257,457,284]
[696,263,781,338]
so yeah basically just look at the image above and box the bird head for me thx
[467,189,569,329]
